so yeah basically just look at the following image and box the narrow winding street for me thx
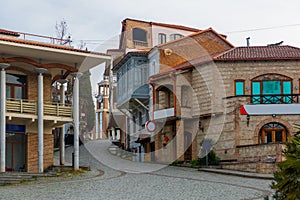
[0,140,273,200]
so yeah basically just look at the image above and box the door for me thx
[5,133,26,172]
[184,132,192,161]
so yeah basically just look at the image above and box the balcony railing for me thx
[133,40,148,47]
[251,94,299,104]
[227,94,300,104]
[6,99,72,118]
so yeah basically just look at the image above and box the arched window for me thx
[259,122,287,144]
[158,33,166,44]
[132,28,147,42]
[170,34,183,41]
[251,74,292,104]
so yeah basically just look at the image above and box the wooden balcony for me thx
[6,99,72,118]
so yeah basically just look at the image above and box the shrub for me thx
[270,124,300,199]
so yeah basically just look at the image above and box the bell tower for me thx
[95,75,109,139]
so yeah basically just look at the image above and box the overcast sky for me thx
[2,0,300,94]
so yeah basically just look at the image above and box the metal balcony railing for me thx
[6,99,72,118]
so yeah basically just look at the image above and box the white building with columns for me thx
[0,28,110,173]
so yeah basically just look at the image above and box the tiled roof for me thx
[151,22,200,32]
[0,37,108,56]
[214,45,300,61]
[0,28,20,36]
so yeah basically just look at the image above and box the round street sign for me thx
[146,120,156,132]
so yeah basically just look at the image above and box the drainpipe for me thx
[0,63,9,172]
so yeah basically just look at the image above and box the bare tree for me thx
[55,19,72,45]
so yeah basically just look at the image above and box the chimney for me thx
[246,37,250,47]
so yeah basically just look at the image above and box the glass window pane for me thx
[6,86,11,99]
[263,81,280,103]
[158,33,166,44]
[263,81,280,94]
[275,131,283,142]
[252,82,260,94]
[235,81,244,95]
[14,87,22,99]
[283,81,291,94]
[283,81,292,103]
[252,82,261,104]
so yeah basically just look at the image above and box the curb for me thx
[198,168,274,180]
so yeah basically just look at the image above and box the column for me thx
[36,68,47,173]
[95,113,98,140]
[71,72,82,171]
[0,63,9,172]
[58,80,67,165]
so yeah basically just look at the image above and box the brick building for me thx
[0,28,110,172]
[106,18,201,151]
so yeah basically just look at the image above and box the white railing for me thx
[154,107,175,120]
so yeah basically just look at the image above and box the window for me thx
[133,28,147,42]
[259,123,287,144]
[235,80,244,96]
[251,74,292,104]
[170,34,183,41]
[6,74,27,99]
[158,33,166,44]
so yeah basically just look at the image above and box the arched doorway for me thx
[259,122,288,144]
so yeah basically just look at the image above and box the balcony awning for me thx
[240,104,300,115]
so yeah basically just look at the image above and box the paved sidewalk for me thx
[84,140,167,173]
[198,167,274,180]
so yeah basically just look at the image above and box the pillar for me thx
[0,63,9,172]
[36,68,47,173]
[58,80,67,165]
[71,72,82,171]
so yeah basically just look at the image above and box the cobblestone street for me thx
[0,140,273,200]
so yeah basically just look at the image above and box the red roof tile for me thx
[214,45,300,61]
[0,29,20,36]
[0,37,108,56]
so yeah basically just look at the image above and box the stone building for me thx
[0,28,110,172]
[148,28,234,163]
[210,46,300,173]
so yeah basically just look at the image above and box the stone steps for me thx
[0,172,56,185]
[108,145,135,161]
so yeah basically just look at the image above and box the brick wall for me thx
[27,74,52,102]
[26,133,54,172]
